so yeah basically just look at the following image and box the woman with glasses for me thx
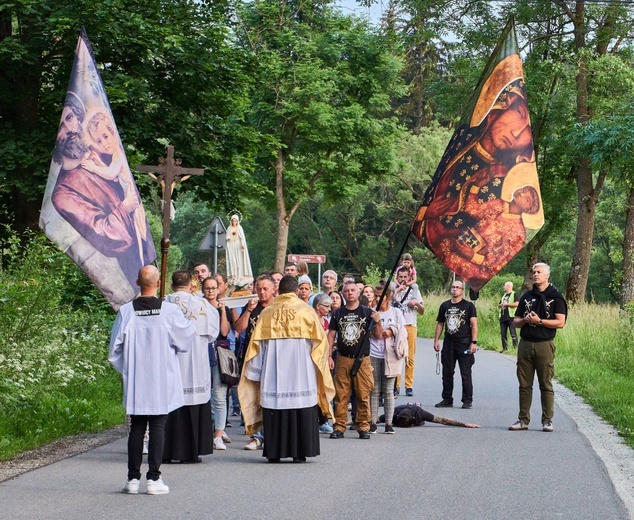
[202,276,232,450]
[312,293,333,331]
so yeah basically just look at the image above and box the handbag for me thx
[216,344,240,386]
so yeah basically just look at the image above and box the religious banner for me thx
[411,18,544,291]
[39,29,156,310]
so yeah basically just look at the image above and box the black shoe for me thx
[369,423,377,434]
[267,458,281,463]
[384,424,395,434]
[435,399,453,408]
[405,388,413,397]
[292,457,307,463]
[329,430,344,439]
[462,402,472,409]
[358,430,371,439]
[180,457,202,464]
[349,423,357,430]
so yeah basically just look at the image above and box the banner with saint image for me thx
[39,29,156,310]
[411,18,543,291]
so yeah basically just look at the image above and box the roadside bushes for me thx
[0,228,122,459]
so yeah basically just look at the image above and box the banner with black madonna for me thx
[39,29,156,310]
[411,18,543,291]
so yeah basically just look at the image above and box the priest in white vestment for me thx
[239,275,335,462]
[163,270,219,463]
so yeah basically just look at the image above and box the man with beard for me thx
[51,94,146,289]
[433,281,478,409]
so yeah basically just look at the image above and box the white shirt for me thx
[109,298,195,415]
[394,283,422,326]
[370,306,405,358]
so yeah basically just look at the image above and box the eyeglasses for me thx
[319,304,331,309]
[203,287,218,291]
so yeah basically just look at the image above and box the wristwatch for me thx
[471,340,477,345]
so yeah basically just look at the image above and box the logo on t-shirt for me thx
[445,307,466,334]
[339,314,367,347]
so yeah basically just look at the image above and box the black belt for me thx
[338,352,368,360]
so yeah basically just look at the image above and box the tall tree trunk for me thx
[620,186,634,307]
[566,158,597,303]
[566,1,592,304]
[274,150,289,272]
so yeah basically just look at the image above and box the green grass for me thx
[419,295,634,448]
[0,376,124,459]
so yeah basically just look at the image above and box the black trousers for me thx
[500,318,517,350]
[128,414,167,481]
[441,339,475,405]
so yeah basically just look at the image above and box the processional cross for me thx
[136,145,204,298]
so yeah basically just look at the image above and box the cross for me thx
[136,145,204,298]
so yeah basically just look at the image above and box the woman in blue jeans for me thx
[203,277,232,450]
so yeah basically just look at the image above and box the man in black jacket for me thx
[509,263,567,433]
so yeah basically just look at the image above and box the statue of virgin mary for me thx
[225,214,253,287]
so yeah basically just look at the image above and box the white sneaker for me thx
[542,421,554,432]
[146,477,169,495]
[221,432,231,444]
[508,420,528,431]
[244,437,263,450]
[213,437,227,450]
[122,479,140,494]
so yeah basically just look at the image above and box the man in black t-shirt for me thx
[433,281,478,409]
[509,263,567,433]
[327,282,382,439]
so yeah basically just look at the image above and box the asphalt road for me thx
[0,339,629,520]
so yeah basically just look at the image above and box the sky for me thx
[334,0,384,23]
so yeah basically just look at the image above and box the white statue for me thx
[226,214,253,287]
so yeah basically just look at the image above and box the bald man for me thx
[109,265,195,495]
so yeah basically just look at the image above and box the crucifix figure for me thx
[136,145,204,297]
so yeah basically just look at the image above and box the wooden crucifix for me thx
[136,145,204,298]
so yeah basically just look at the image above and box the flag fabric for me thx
[39,29,156,310]
[411,18,543,291]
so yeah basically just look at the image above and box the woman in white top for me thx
[369,283,406,434]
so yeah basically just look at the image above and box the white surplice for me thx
[165,291,218,406]
[244,338,318,410]
[109,299,195,415]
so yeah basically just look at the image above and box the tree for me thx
[0,0,253,233]
[569,108,634,306]
[391,0,634,302]
[234,0,406,270]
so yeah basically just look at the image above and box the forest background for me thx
[1,0,633,457]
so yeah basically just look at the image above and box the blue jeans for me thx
[211,362,228,431]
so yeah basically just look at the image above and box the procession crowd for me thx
[109,257,566,495]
